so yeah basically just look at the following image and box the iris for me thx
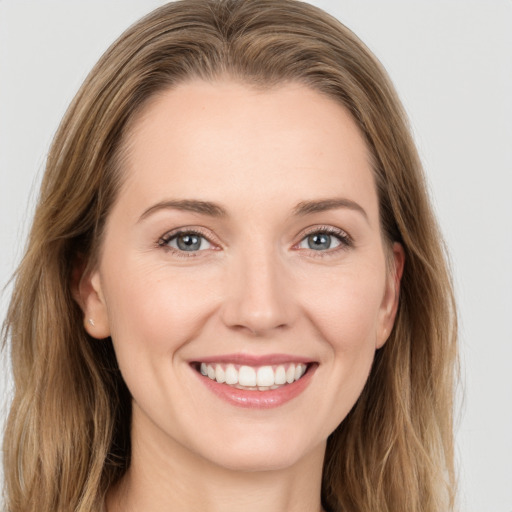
[307,233,332,250]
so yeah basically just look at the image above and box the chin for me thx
[192,426,324,473]
[206,449,310,473]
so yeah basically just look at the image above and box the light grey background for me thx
[1,1,511,511]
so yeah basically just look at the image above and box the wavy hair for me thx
[2,1,457,511]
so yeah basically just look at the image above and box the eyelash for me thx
[157,227,216,258]
[297,225,353,257]
[157,225,353,258]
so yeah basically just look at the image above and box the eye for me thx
[296,227,352,252]
[159,230,213,252]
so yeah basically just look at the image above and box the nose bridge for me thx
[221,235,294,335]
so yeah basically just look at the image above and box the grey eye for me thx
[167,232,212,251]
[299,232,341,251]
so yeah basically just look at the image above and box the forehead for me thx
[119,80,378,223]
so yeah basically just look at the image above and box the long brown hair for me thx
[2,1,457,511]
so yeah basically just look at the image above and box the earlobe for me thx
[71,262,111,340]
[376,242,405,349]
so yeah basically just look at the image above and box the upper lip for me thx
[190,353,315,366]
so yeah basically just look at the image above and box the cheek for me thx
[299,263,386,351]
[299,266,386,425]
[102,259,222,359]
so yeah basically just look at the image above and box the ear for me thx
[376,242,405,349]
[71,259,111,339]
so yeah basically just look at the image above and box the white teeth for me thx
[295,363,306,380]
[274,365,286,385]
[215,365,226,383]
[225,364,238,385]
[286,364,296,384]
[239,365,257,386]
[198,361,309,390]
[256,366,275,387]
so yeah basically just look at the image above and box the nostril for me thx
[229,322,289,337]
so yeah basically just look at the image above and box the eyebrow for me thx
[293,198,368,221]
[138,197,368,222]
[138,199,227,222]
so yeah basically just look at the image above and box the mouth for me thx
[192,361,311,391]
[190,355,318,409]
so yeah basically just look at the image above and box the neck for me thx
[107,407,326,512]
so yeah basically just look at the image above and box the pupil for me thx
[177,234,201,251]
[308,233,331,250]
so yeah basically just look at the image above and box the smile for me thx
[197,362,308,390]
[191,355,317,409]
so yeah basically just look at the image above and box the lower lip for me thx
[193,364,317,409]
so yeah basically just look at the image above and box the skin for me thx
[79,80,404,512]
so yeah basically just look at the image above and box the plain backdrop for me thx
[1,1,511,511]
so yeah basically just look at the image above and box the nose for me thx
[220,244,297,337]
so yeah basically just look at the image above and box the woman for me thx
[2,1,457,511]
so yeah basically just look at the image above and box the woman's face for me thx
[82,80,403,472]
